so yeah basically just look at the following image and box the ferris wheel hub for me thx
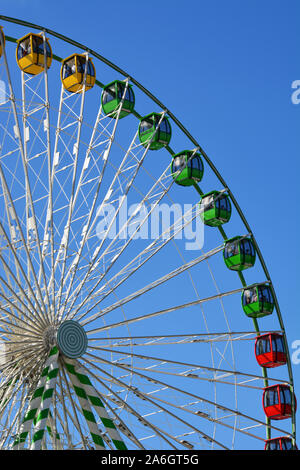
[42,325,57,350]
[57,320,88,359]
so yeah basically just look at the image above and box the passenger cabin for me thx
[263,384,296,420]
[200,191,231,226]
[16,33,52,75]
[102,80,135,119]
[264,437,297,450]
[61,54,96,93]
[139,113,171,150]
[223,236,256,271]
[171,150,204,186]
[242,283,274,318]
[255,333,287,368]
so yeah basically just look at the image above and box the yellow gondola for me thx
[60,54,96,93]
[16,32,52,75]
[0,26,5,58]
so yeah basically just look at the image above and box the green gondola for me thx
[223,236,256,271]
[101,80,135,119]
[171,150,204,186]
[200,191,231,226]
[138,112,171,150]
[242,283,274,318]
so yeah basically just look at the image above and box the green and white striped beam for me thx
[63,358,127,450]
[30,348,59,450]
[13,346,59,450]
[65,362,106,450]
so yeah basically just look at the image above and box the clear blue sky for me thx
[0,0,299,449]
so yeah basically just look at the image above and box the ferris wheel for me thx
[0,15,296,451]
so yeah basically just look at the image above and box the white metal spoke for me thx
[88,330,278,347]
[60,113,170,321]
[66,200,201,324]
[84,351,293,442]
[79,358,188,450]
[87,344,285,387]
[84,246,227,331]
[56,87,132,320]
[80,355,229,449]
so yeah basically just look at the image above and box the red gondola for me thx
[264,437,297,450]
[255,333,287,368]
[263,384,296,420]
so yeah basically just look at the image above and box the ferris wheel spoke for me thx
[19,59,56,313]
[80,361,207,449]
[0,342,43,374]
[0,377,18,419]
[0,350,42,412]
[60,113,169,321]
[67,200,200,325]
[0,201,49,326]
[1,387,29,448]
[0,220,47,318]
[64,163,174,323]
[88,112,168,259]
[64,163,175,323]
[0,193,27,304]
[1,397,24,446]
[0,263,25,323]
[0,302,43,341]
[80,355,228,450]
[49,82,88,318]
[85,351,292,440]
[129,386,266,446]
[78,234,221,327]
[84,263,233,333]
[46,89,116,315]
[55,87,131,320]
[88,185,226,303]
[0,267,48,332]
[88,331,276,347]
[6,62,52,316]
[43,84,81,306]
[87,344,283,388]
[0,277,43,332]
[93,391,146,450]
[0,349,47,433]
[0,338,44,365]
[0,171,48,320]
[29,352,59,450]
[0,347,47,399]
[79,357,184,450]
[57,126,143,317]
[84,160,174,274]
[0,311,44,343]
